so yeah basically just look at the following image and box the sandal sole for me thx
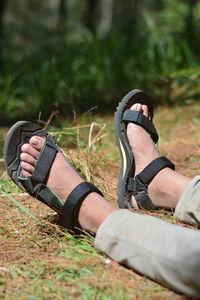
[114,89,154,208]
[3,121,54,192]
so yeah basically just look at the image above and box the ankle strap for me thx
[62,182,103,232]
[127,157,175,210]
[136,156,175,185]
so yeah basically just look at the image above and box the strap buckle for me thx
[127,176,147,195]
[127,177,155,210]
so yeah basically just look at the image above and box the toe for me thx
[21,161,35,174]
[130,103,142,111]
[130,103,149,118]
[21,143,40,159]
[20,152,36,166]
[29,136,45,151]
[142,105,149,118]
[20,136,46,178]
[22,170,32,177]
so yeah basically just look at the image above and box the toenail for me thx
[21,144,29,151]
[20,153,25,159]
[30,136,41,146]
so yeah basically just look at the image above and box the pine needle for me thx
[0,187,42,223]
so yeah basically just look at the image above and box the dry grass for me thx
[1,103,200,299]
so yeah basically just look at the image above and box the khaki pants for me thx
[94,176,200,297]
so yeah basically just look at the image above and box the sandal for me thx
[3,121,103,232]
[114,89,175,209]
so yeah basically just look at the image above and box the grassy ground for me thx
[1,103,200,299]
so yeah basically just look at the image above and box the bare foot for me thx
[127,103,160,176]
[20,136,115,233]
[127,104,190,209]
[20,136,84,205]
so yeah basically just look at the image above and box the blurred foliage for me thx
[0,0,200,123]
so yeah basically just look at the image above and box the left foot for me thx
[20,136,84,204]
[20,136,115,233]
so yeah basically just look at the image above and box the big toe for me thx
[29,136,45,151]
[130,103,149,119]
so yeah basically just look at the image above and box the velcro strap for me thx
[137,157,175,186]
[34,183,64,213]
[31,138,58,183]
[123,110,159,143]
[62,182,103,232]
[135,193,156,210]
[127,157,174,210]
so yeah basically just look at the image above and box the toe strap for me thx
[34,183,64,214]
[31,137,59,183]
[62,182,103,232]
[127,157,175,210]
[123,110,159,143]
[17,136,62,213]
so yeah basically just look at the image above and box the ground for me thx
[0,103,200,299]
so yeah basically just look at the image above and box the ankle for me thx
[134,149,160,175]
[77,193,116,234]
[148,168,191,209]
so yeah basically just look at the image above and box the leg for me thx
[126,103,191,209]
[20,135,200,297]
[174,175,200,225]
[95,209,200,297]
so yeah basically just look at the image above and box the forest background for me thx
[0,0,200,124]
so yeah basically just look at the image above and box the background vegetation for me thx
[0,0,200,123]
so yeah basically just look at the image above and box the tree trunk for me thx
[84,0,99,33]
[185,0,197,43]
[0,0,7,68]
[113,0,140,36]
[154,0,163,11]
[98,0,113,36]
[186,0,196,29]
[57,0,67,34]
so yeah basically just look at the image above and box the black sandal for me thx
[114,89,175,209]
[3,121,103,232]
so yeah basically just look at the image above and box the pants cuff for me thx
[175,176,200,225]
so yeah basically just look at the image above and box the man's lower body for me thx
[3,98,200,297]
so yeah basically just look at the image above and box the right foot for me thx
[127,104,190,209]
[127,103,160,176]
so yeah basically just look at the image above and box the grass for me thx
[1,104,200,299]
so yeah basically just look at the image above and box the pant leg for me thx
[94,210,200,297]
[175,176,200,225]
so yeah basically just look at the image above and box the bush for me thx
[1,1,200,123]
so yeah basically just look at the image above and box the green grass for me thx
[0,106,200,299]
